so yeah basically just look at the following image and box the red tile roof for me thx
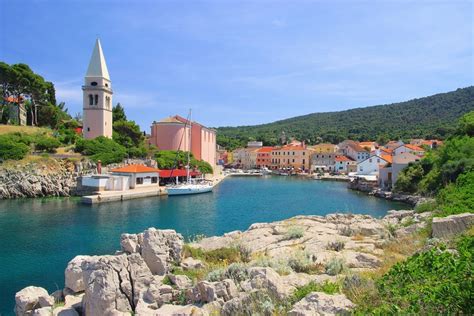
[404,144,425,152]
[158,169,201,178]
[111,165,161,173]
[381,154,393,164]
[257,146,274,153]
[335,155,353,162]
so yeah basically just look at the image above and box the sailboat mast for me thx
[187,109,192,183]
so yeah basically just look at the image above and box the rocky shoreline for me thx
[0,159,97,199]
[14,210,474,316]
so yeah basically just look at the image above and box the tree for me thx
[113,103,127,122]
[75,136,127,165]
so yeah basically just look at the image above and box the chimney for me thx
[97,160,102,174]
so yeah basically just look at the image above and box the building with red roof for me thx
[256,146,274,168]
[334,155,357,174]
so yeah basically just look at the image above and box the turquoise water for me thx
[0,176,406,315]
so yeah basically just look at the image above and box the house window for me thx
[292,159,295,162]
[303,159,305,164]
[87,127,90,131]
[136,177,144,185]
[369,159,372,163]
[151,177,158,184]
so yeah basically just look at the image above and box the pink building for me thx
[149,115,217,167]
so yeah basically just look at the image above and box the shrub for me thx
[225,262,249,283]
[182,245,241,264]
[75,136,127,165]
[437,171,474,216]
[415,200,438,213]
[236,243,252,263]
[325,257,346,276]
[287,251,323,274]
[372,235,473,314]
[338,225,354,237]
[326,241,345,252]
[0,135,30,160]
[252,256,292,275]
[206,268,226,282]
[34,136,61,153]
[284,226,304,240]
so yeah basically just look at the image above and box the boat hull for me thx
[167,185,213,196]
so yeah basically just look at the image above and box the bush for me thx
[0,135,30,160]
[325,257,346,276]
[251,256,292,275]
[75,136,127,165]
[284,226,304,240]
[206,268,226,282]
[182,245,242,264]
[373,235,473,314]
[34,136,61,153]
[225,262,249,283]
[338,226,354,237]
[415,200,438,213]
[287,251,323,274]
[437,171,474,216]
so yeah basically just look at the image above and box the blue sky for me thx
[0,0,472,131]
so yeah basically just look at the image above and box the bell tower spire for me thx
[82,39,113,139]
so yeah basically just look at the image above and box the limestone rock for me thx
[81,253,153,315]
[288,292,355,316]
[15,286,53,316]
[181,257,205,270]
[221,293,253,316]
[52,307,79,316]
[196,279,238,303]
[169,274,193,289]
[120,233,141,253]
[248,267,294,299]
[65,255,95,293]
[140,228,184,275]
[155,304,208,316]
[432,213,474,238]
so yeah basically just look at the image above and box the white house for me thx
[357,155,390,176]
[338,140,370,162]
[334,155,356,174]
[110,165,160,189]
[393,144,425,157]
[379,152,421,190]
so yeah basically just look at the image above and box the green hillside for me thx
[216,87,474,149]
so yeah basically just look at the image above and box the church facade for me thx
[82,39,113,139]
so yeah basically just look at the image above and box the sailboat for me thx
[166,110,214,196]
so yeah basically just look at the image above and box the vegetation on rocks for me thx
[75,136,127,165]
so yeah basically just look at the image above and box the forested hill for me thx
[216,86,474,149]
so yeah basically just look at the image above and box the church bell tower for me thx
[82,39,113,139]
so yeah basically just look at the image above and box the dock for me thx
[81,186,168,204]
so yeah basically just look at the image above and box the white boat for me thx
[167,181,213,195]
[166,109,214,196]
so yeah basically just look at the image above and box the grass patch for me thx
[290,281,341,304]
[182,244,244,265]
[284,226,304,240]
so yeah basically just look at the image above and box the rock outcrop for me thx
[121,228,184,275]
[0,159,96,199]
[432,213,474,238]
[16,212,440,315]
[288,292,355,315]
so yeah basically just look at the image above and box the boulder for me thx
[81,253,153,315]
[155,304,208,315]
[221,293,253,316]
[181,257,205,270]
[288,292,355,316]
[169,274,193,289]
[65,255,95,293]
[140,228,184,275]
[120,233,141,253]
[432,213,474,238]
[15,286,53,316]
[52,307,79,316]
[196,279,238,303]
[248,267,295,299]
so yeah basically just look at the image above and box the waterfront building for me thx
[270,143,311,171]
[338,140,370,162]
[241,147,259,169]
[256,146,273,168]
[232,148,246,167]
[82,39,113,139]
[334,155,356,174]
[149,115,217,167]
[393,144,425,157]
[356,155,390,177]
[379,152,421,190]
[311,152,336,172]
[310,143,337,153]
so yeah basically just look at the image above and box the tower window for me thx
[87,127,90,131]
[89,94,93,105]
[94,94,98,105]
[91,82,98,86]
[105,83,109,87]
